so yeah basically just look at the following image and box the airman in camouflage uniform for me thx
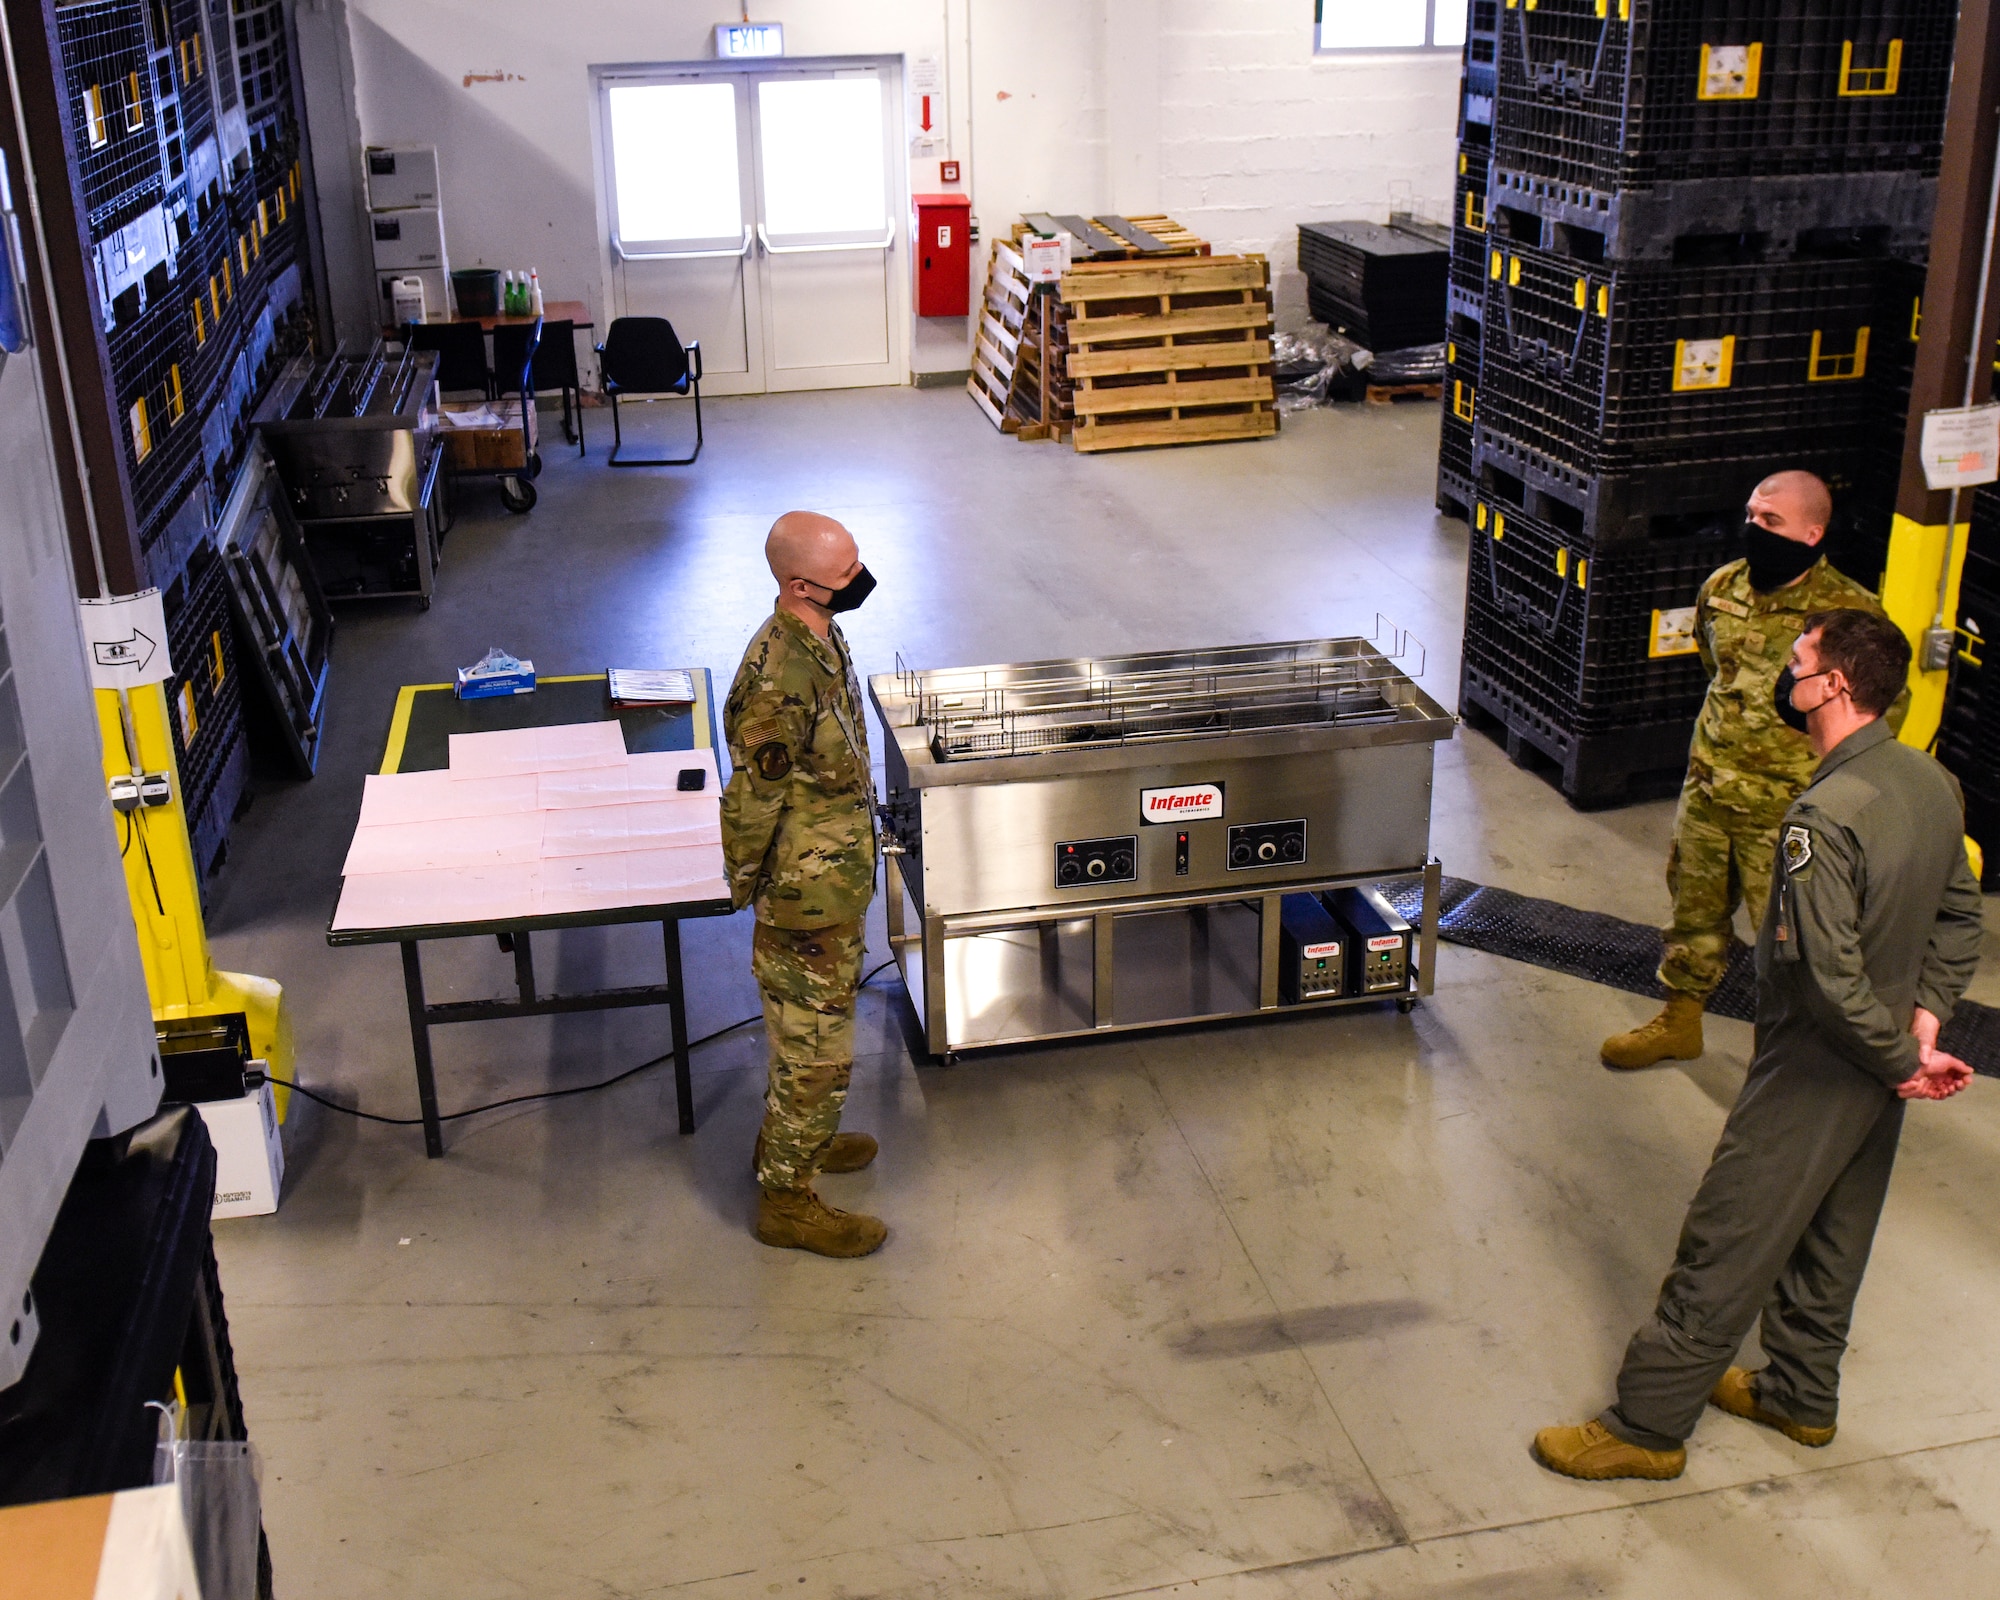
[721,511,885,1257]
[1603,471,1901,1070]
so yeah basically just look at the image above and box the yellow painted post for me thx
[95,684,295,1118]
[1880,512,1969,750]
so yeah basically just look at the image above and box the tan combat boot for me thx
[1533,1420,1685,1481]
[1710,1367,1836,1447]
[1601,994,1706,1070]
[750,1130,879,1181]
[755,1187,887,1257]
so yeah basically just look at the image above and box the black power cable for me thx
[257,959,901,1129]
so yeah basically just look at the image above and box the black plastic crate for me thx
[1493,0,1955,196]
[1464,0,1501,100]
[1439,316,1480,510]
[58,1,166,238]
[163,547,248,883]
[230,0,293,123]
[1463,496,1737,727]
[1940,575,2000,800]
[1450,144,1491,322]
[1478,235,1893,484]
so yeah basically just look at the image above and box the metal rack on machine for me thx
[869,634,1455,1061]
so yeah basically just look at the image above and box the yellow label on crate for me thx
[1697,43,1762,100]
[1651,606,1701,658]
[1576,559,1588,589]
[1555,548,1568,579]
[1494,512,1506,540]
[1808,327,1870,382]
[1597,285,1610,317]
[1454,380,1475,421]
[1491,250,1504,280]
[177,681,199,743]
[209,630,227,692]
[1476,503,1488,530]
[1574,278,1587,310]
[1673,335,1735,391]
[1838,39,1902,96]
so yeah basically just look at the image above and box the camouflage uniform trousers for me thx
[1658,781,1789,1001]
[752,917,867,1191]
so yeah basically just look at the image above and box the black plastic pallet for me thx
[1464,0,1501,101]
[1493,0,1955,196]
[1461,666,1695,807]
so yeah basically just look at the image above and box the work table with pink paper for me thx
[330,719,728,933]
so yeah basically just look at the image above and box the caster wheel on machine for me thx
[1397,997,1418,1014]
[500,476,537,513]
[526,450,543,480]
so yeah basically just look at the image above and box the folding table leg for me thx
[663,919,694,1135]
[400,941,445,1157]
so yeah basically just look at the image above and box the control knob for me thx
[1086,858,1107,878]
[1257,840,1278,862]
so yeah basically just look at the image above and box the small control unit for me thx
[1055,835,1137,887]
[1227,818,1306,870]
[1324,886,1413,995]
[1278,893,1345,1002]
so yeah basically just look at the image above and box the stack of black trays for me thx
[1297,220,1450,352]
[57,0,321,897]
[1445,0,1949,806]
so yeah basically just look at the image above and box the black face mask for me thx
[1744,520,1822,593]
[1773,666,1835,734]
[815,565,877,614]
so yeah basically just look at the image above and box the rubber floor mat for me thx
[1389,877,1999,1077]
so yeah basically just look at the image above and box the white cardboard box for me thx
[369,206,447,272]
[366,144,440,210]
[195,1080,285,1219]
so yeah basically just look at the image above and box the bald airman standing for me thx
[720,511,885,1257]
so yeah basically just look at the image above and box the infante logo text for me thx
[1139,783,1224,823]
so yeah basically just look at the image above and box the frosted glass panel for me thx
[1434,0,1468,47]
[1318,0,1428,47]
[757,77,886,236]
[608,82,742,242]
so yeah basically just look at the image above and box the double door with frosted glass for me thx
[600,63,905,395]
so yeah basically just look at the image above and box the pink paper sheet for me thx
[357,770,538,827]
[331,861,539,931]
[341,809,544,876]
[446,720,628,777]
[538,799,721,858]
[536,844,728,915]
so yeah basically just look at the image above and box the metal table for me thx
[327,673,732,1156]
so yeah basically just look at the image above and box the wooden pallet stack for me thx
[969,214,1218,447]
[1060,253,1278,453]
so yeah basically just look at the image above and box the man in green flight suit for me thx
[1603,470,1900,1070]
[721,511,885,1258]
[1537,609,1984,1480]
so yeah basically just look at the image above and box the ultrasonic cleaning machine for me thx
[870,636,1455,1058]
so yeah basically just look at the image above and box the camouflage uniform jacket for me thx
[1688,555,1897,819]
[720,607,877,929]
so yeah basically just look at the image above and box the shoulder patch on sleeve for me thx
[1782,824,1813,875]
[753,741,793,781]
[738,716,785,751]
[1709,596,1750,618]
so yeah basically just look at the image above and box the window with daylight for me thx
[1316,0,1466,51]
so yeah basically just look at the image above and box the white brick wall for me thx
[332,0,1458,356]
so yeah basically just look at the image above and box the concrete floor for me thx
[206,388,2000,1598]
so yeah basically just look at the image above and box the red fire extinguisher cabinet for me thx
[912,193,972,318]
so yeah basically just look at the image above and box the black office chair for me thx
[402,319,492,397]
[495,318,584,456]
[595,316,702,466]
